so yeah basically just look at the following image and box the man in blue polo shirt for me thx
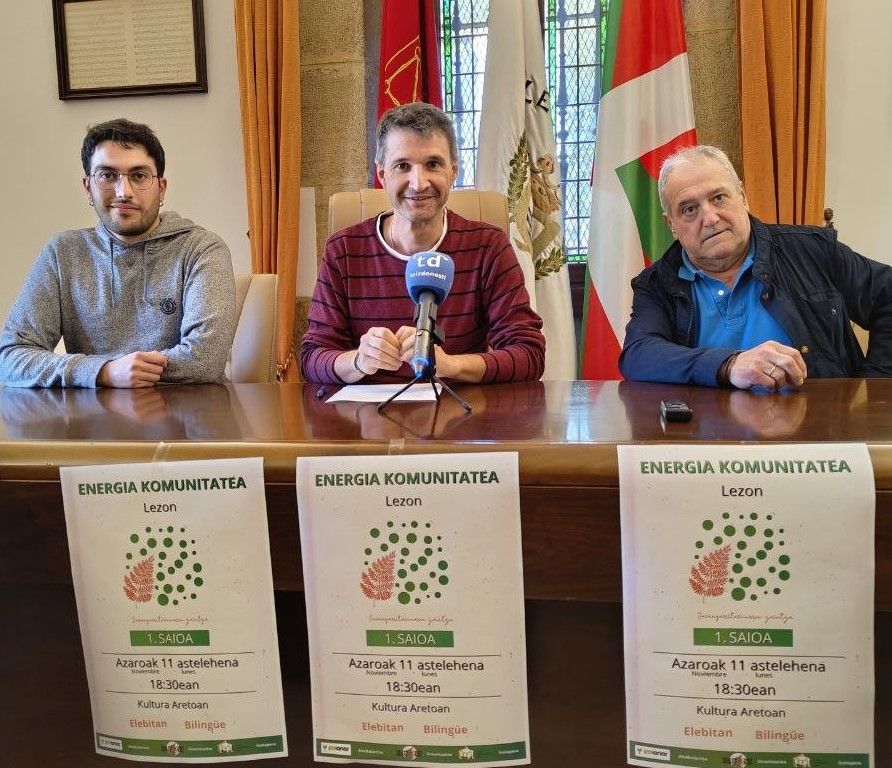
[619,145,892,388]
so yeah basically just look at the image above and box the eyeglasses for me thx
[90,168,158,191]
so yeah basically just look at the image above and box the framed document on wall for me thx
[52,0,208,100]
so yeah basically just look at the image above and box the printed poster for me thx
[61,457,287,761]
[297,452,530,766]
[619,444,874,768]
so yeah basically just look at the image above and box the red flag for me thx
[376,0,442,121]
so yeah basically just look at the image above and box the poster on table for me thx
[61,457,287,761]
[619,443,874,768]
[297,452,530,766]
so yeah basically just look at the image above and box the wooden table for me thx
[1,380,889,766]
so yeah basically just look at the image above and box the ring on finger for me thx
[764,364,777,377]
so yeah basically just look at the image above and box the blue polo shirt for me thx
[679,240,792,350]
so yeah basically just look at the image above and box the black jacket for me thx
[619,216,892,385]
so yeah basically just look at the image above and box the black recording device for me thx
[660,399,694,423]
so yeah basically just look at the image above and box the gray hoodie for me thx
[0,211,236,387]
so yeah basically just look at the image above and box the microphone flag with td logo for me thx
[404,252,455,375]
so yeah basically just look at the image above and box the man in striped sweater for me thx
[300,103,545,385]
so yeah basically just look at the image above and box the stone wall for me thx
[296,2,370,345]
[684,0,741,172]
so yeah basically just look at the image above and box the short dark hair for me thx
[81,118,165,176]
[375,102,458,167]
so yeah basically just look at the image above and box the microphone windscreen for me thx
[405,251,455,304]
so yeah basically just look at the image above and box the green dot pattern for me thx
[125,526,206,607]
[694,512,791,603]
[365,520,450,604]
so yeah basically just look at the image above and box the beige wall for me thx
[826,0,892,264]
[0,2,248,322]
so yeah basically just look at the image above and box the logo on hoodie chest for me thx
[159,298,178,315]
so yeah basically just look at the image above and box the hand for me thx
[395,325,486,382]
[396,326,458,378]
[98,387,171,422]
[355,327,405,375]
[97,351,168,388]
[396,325,417,363]
[728,389,807,437]
[728,341,807,390]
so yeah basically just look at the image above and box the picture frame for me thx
[52,0,208,100]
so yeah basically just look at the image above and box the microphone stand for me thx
[377,319,472,414]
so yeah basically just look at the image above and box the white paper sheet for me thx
[325,383,442,403]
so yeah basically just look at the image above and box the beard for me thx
[96,202,162,240]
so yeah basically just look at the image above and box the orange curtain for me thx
[738,0,826,225]
[234,0,302,381]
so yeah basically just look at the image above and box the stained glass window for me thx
[439,0,490,189]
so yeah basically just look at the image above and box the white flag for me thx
[477,0,577,381]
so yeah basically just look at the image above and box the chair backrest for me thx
[328,189,509,236]
[229,273,278,383]
[852,324,868,354]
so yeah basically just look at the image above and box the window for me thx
[439,0,489,190]
[438,0,608,262]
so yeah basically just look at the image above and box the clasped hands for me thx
[347,326,484,384]
[728,341,807,390]
[355,326,436,377]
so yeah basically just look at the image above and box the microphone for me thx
[405,251,455,376]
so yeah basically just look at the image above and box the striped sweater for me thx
[300,211,545,384]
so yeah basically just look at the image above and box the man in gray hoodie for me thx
[0,118,236,388]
